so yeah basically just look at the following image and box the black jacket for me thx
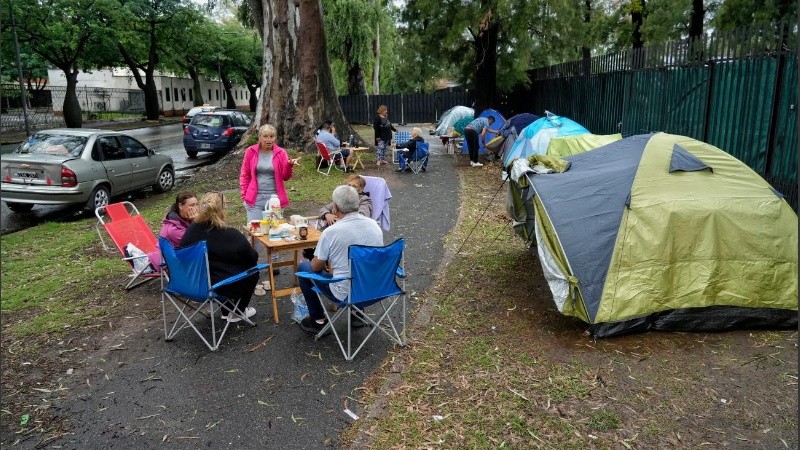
[373,115,397,144]
[180,222,258,284]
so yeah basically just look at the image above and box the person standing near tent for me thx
[464,116,498,167]
[373,105,397,165]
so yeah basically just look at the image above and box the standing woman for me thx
[240,124,301,221]
[372,105,397,166]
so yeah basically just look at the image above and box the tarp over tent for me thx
[462,108,505,155]
[506,133,620,241]
[435,106,474,136]
[503,113,589,167]
[524,132,798,337]
[500,113,540,136]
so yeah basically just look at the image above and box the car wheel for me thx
[86,185,110,211]
[186,150,198,158]
[6,202,34,213]
[154,167,175,193]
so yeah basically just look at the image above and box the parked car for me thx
[182,110,252,158]
[1,129,175,213]
[182,105,221,128]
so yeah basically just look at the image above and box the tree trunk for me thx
[248,85,258,111]
[143,71,160,120]
[472,16,499,113]
[249,0,355,152]
[582,0,592,76]
[346,60,367,95]
[689,0,704,60]
[372,25,380,94]
[222,74,237,109]
[188,67,204,106]
[62,65,82,128]
[631,0,645,49]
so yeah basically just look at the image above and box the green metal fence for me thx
[508,21,798,209]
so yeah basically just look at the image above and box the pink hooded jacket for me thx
[239,143,294,207]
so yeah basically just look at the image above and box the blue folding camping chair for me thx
[400,141,429,174]
[159,237,268,351]
[295,238,407,361]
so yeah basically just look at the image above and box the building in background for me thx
[46,68,252,117]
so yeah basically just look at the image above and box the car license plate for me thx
[15,171,38,179]
[199,143,212,149]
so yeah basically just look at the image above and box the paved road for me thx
[0,124,222,235]
[27,126,462,449]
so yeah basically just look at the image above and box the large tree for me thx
[5,0,117,127]
[160,7,215,106]
[401,0,540,112]
[247,0,355,150]
[112,0,192,120]
[321,0,381,95]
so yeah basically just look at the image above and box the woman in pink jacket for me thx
[239,124,301,221]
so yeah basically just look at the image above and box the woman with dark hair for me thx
[147,191,197,270]
[372,105,396,166]
[180,192,260,322]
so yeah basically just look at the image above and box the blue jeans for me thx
[297,260,335,320]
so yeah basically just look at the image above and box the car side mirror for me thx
[148,149,156,156]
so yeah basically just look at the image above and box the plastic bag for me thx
[291,291,309,323]
[125,243,155,274]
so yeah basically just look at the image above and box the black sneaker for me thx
[421,167,427,172]
[395,168,405,173]
[300,317,330,336]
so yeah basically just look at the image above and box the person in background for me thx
[394,127,427,173]
[297,185,384,334]
[373,105,397,166]
[147,191,197,270]
[180,192,260,323]
[240,123,301,222]
[316,120,352,171]
[464,116,498,167]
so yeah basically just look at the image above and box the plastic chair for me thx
[403,142,429,174]
[95,201,161,290]
[295,238,406,361]
[159,237,268,351]
[392,131,412,164]
[316,142,345,176]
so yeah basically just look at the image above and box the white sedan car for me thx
[1,129,174,213]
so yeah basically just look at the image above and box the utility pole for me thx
[10,4,31,136]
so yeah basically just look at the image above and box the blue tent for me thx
[502,113,589,167]
[500,113,540,137]
[462,108,506,155]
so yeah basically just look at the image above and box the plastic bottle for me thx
[267,194,282,220]
[349,134,355,147]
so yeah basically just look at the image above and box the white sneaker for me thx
[225,306,257,323]
[471,161,483,167]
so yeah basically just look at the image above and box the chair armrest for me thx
[211,263,269,290]
[295,271,348,284]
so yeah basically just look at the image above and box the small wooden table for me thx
[247,226,322,324]
[345,146,368,170]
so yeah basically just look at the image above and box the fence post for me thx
[764,20,788,178]
[400,94,405,125]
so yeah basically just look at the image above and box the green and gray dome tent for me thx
[525,132,798,337]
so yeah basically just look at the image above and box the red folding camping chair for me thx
[96,201,161,290]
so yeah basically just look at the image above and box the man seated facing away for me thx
[394,127,428,173]
[297,184,384,334]
[316,120,352,171]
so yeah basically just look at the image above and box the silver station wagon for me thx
[1,129,174,213]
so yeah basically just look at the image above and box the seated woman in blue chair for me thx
[394,127,428,173]
[180,192,260,323]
